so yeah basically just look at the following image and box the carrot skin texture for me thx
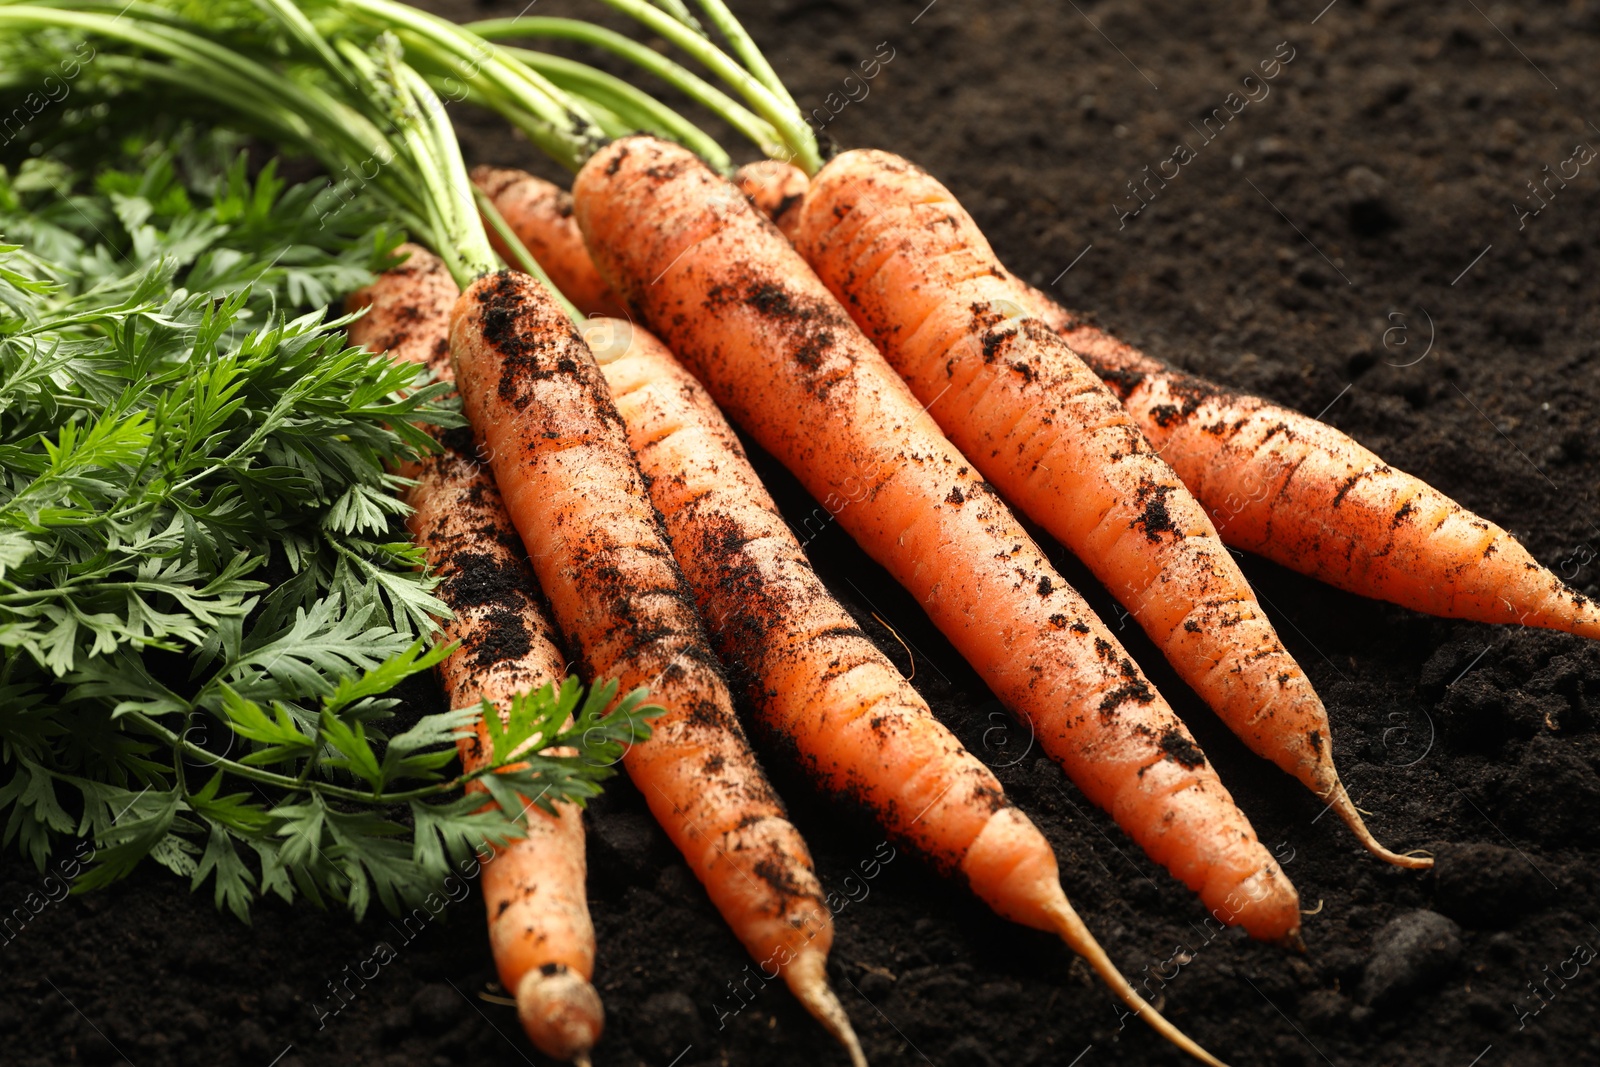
[598,325,1031,879]
[347,247,602,1063]
[1008,281,1600,642]
[734,160,809,237]
[345,242,458,379]
[403,443,601,1062]
[740,162,1594,645]
[785,150,1421,864]
[474,204,1036,877]
[595,322,1232,1067]
[447,270,861,1061]
[572,136,1298,944]
[472,167,629,320]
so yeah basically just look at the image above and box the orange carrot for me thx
[1005,281,1600,644]
[405,444,602,1064]
[345,241,459,379]
[477,168,625,318]
[750,162,1600,647]
[347,247,602,1064]
[734,159,808,234]
[471,166,629,320]
[571,136,1299,948]
[591,321,1230,1065]
[447,268,865,1065]
[786,149,1425,868]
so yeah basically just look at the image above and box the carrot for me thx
[470,166,629,320]
[476,168,627,318]
[571,136,1299,950]
[345,241,459,380]
[783,149,1426,869]
[590,321,1230,1065]
[734,159,808,234]
[447,268,865,1066]
[347,247,603,1064]
[473,163,808,316]
[731,161,1593,645]
[999,281,1600,644]
[405,443,603,1064]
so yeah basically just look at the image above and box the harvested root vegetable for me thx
[787,149,1425,869]
[349,245,603,1064]
[1011,279,1600,643]
[736,156,1600,649]
[734,158,809,232]
[472,166,629,320]
[593,321,1230,1066]
[406,441,602,1064]
[572,136,1296,955]
[345,242,461,379]
[449,268,865,1066]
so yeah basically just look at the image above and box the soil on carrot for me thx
[5,2,1600,1065]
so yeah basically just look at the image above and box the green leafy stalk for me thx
[505,48,732,173]
[333,0,607,172]
[690,0,802,120]
[468,16,784,161]
[0,1,502,285]
[646,0,707,37]
[582,0,821,171]
[0,129,662,919]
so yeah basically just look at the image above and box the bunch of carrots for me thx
[23,1,1600,1063]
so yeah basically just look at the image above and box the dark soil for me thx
[6,1,1600,1065]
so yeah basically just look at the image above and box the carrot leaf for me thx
[0,124,589,921]
[475,680,665,818]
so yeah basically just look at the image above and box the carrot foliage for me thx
[0,128,656,921]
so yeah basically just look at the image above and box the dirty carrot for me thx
[471,166,629,320]
[406,442,603,1063]
[347,245,603,1064]
[591,320,1230,1065]
[572,138,1298,961]
[786,148,1425,869]
[314,43,867,1063]
[448,268,865,1066]
[1002,280,1600,645]
[345,241,461,380]
[734,159,809,233]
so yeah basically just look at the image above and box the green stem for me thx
[0,10,427,222]
[469,16,783,159]
[648,0,707,35]
[17,9,484,292]
[507,48,731,172]
[405,63,498,277]
[584,0,821,172]
[277,18,508,285]
[128,710,487,804]
[337,0,603,166]
[254,0,364,98]
[553,92,633,140]
[393,44,593,173]
[691,0,802,119]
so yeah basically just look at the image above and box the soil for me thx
[5,1,1600,1065]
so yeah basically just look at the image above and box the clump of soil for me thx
[5,2,1600,1066]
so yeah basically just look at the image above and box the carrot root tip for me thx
[1045,896,1231,1067]
[1319,779,1433,870]
[515,967,604,1064]
[784,951,868,1067]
